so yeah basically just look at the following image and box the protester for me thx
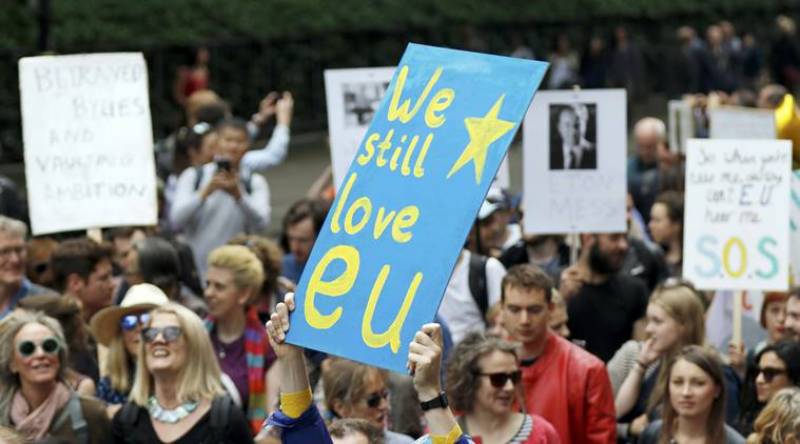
[229,234,292,322]
[257,293,473,444]
[548,289,570,339]
[608,26,646,102]
[746,387,800,444]
[122,236,207,317]
[648,191,684,277]
[17,295,96,397]
[0,310,111,442]
[500,264,616,443]
[738,340,800,435]
[170,118,271,280]
[50,237,115,325]
[90,284,168,407]
[111,302,252,442]
[438,247,506,345]
[732,292,789,379]
[638,345,745,443]
[785,289,800,342]
[627,117,667,223]
[445,332,560,442]
[610,281,707,441]
[770,15,800,92]
[0,216,56,319]
[204,245,276,434]
[499,235,569,283]
[547,34,579,89]
[280,198,328,285]
[560,233,649,362]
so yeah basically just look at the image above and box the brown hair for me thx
[322,358,387,418]
[659,345,727,444]
[445,332,521,413]
[50,238,112,293]
[329,418,385,444]
[501,264,553,303]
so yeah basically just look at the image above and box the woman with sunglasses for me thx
[111,302,252,443]
[738,340,800,435]
[322,358,415,444]
[639,346,745,443]
[445,332,559,443]
[0,310,111,442]
[90,283,168,407]
[611,282,709,441]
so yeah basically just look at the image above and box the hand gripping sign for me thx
[287,43,548,371]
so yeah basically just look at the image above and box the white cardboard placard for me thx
[522,89,627,234]
[683,139,792,291]
[668,99,693,153]
[20,53,158,235]
[791,170,800,285]
[709,106,776,140]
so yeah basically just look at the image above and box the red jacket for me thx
[520,332,616,444]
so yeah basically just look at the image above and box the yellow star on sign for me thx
[447,95,515,184]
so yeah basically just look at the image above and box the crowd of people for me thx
[1,15,800,444]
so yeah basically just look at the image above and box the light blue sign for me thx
[287,43,548,371]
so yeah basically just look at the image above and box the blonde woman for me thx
[0,310,110,443]
[110,303,252,443]
[204,245,276,434]
[90,284,168,408]
[747,387,800,443]
[609,281,706,441]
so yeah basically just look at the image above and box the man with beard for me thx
[559,233,648,362]
[785,288,800,342]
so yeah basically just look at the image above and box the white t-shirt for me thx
[437,250,506,345]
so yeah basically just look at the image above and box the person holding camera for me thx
[170,118,271,281]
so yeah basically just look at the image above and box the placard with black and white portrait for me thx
[548,102,597,170]
[342,81,390,127]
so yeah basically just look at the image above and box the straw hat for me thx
[90,283,169,346]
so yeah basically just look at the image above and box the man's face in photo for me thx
[557,109,579,146]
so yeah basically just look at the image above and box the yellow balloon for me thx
[775,93,800,169]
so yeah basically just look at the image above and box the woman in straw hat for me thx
[91,283,168,408]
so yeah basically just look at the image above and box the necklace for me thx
[147,396,198,424]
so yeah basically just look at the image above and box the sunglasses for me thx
[365,390,389,408]
[120,313,151,331]
[757,366,787,383]
[475,370,522,388]
[141,326,183,344]
[17,337,60,358]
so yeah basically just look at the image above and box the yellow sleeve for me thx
[279,387,312,419]
[430,424,464,444]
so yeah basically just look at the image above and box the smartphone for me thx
[216,158,232,172]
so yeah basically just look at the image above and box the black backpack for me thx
[468,253,490,322]
[118,396,232,444]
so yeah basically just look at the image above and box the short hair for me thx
[445,332,520,413]
[280,198,328,251]
[749,387,800,443]
[0,216,26,239]
[228,235,283,297]
[134,237,181,298]
[0,310,69,426]
[194,102,229,127]
[322,358,387,418]
[50,238,112,293]
[501,264,553,303]
[634,117,667,143]
[207,245,265,294]
[128,303,225,406]
[654,191,684,224]
[214,117,249,136]
[755,340,800,387]
[328,418,385,444]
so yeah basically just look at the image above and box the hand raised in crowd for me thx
[276,92,294,127]
[558,265,585,300]
[251,91,281,126]
[407,323,444,400]
[637,336,662,367]
[265,293,302,360]
[727,341,747,378]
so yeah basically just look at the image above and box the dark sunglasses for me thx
[757,366,787,383]
[365,390,389,408]
[120,313,151,331]
[141,326,182,343]
[17,337,60,357]
[475,370,522,388]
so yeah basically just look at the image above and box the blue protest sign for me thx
[287,43,548,371]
